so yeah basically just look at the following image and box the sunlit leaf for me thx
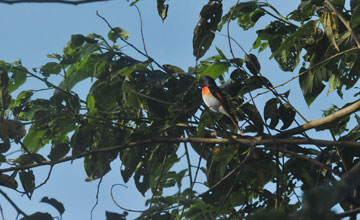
[108,27,130,42]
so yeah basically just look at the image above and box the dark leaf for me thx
[264,98,280,129]
[193,1,223,60]
[105,211,127,220]
[70,34,86,47]
[84,153,113,181]
[245,54,261,75]
[157,0,169,21]
[48,143,70,161]
[299,66,329,106]
[15,154,46,165]
[21,212,53,220]
[40,197,65,215]
[279,103,295,129]
[0,174,18,189]
[19,170,35,199]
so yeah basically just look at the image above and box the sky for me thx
[0,0,353,219]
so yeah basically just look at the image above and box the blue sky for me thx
[0,0,352,219]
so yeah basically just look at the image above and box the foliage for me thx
[2,0,360,219]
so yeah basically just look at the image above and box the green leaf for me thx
[22,127,48,152]
[108,27,130,42]
[19,170,35,199]
[87,94,97,113]
[351,5,360,29]
[163,64,186,75]
[122,83,142,110]
[320,10,340,51]
[40,197,65,215]
[219,2,265,31]
[40,62,62,77]
[299,66,329,106]
[328,73,340,95]
[55,55,97,94]
[21,212,53,220]
[112,61,149,77]
[13,90,33,108]
[199,62,230,79]
[9,65,27,94]
[193,1,223,60]
[90,81,118,111]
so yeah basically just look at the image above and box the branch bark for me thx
[278,100,360,137]
[0,0,109,4]
[1,136,360,173]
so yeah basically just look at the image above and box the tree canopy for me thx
[2,0,360,219]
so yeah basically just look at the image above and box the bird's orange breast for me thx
[202,86,211,96]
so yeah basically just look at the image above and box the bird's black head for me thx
[199,76,216,87]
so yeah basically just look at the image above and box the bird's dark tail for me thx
[226,114,243,135]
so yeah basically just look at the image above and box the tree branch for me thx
[1,136,360,173]
[279,100,360,137]
[0,0,110,4]
[0,189,28,219]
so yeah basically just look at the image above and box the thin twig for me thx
[33,165,53,190]
[184,140,193,188]
[110,184,145,213]
[90,176,103,220]
[336,206,360,218]
[96,11,175,79]
[149,149,168,210]
[134,5,154,71]
[24,68,86,104]
[0,189,28,219]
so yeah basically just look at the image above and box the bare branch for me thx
[336,206,360,219]
[279,100,360,137]
[0,0,110,4]
[1,136,360,173]
[96,11,175,79]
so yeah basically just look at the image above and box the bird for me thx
[199,76,243,134]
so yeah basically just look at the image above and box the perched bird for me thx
[200,76,243,134]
